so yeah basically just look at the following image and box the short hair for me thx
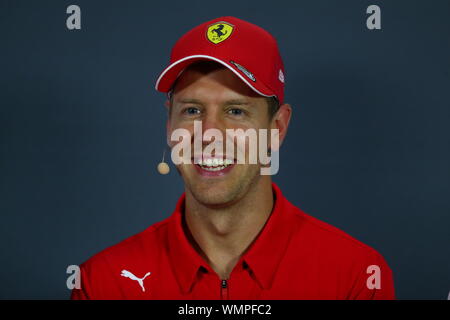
[168,61,280,118]
[266,96,280,118]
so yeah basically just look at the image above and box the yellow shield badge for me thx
[206,22,234,44]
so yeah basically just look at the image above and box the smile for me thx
[197,158,233,171]
[194,158,235,176]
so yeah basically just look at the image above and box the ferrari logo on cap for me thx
[206,22,234,44]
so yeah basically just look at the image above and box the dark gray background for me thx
[1,0,449,299]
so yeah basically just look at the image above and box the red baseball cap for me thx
[155,16,286,104]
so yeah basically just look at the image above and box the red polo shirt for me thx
[71,183,395,300]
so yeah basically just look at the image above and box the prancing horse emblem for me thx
[212,24,227,37]
[206,22,234,44]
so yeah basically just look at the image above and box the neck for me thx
[183,176,274,280]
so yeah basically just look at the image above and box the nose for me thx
[200,109,226,143]
[192,109,228,158]
[201,109,225,133]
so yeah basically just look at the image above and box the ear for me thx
[270,103,292,150]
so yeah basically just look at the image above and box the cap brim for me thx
[155,55,275,99]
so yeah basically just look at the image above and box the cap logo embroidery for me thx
[278,69,285,83]
[206,22,234,44]
[230,60,256,82]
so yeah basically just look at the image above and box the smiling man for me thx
[71,16,395,300]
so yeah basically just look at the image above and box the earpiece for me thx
[157,149,170,175]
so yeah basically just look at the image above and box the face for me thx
[167,65,284,207]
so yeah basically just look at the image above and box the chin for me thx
[180,164,260,206]
[191,182,237,205]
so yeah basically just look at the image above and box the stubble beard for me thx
[178,163,262,209]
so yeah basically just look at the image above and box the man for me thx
[71,16,395,300]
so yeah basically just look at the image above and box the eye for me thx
[183,107,201,115]
[227,108,244,116]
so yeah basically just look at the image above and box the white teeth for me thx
[197,158,234,170]
[201,165,226,171]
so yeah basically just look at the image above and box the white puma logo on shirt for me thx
[120,270,151,292]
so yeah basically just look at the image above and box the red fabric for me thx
[71,183,395,300]
[155,16,286,104]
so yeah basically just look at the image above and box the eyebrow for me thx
[176,99,203,105]
[175,98,250,106]
[224,99,250,106]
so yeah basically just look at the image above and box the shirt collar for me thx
[167,194,212,294]
[241,183,295,289]
[167,182,296,293]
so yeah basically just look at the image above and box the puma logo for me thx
[120,270,151,292]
